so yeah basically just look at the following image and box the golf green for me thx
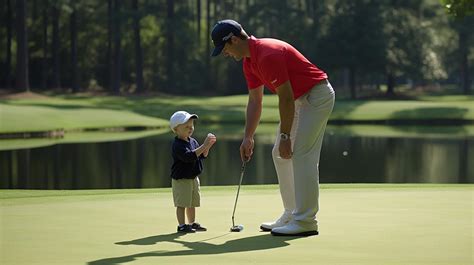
[1,184,472,265]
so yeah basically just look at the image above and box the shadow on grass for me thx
[390,107,468,121]
[88,233,300,265]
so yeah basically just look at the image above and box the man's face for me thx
[222,38,243,61]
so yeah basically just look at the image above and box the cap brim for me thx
[211,45,224,57]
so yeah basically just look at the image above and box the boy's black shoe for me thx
[191,222,207,231]
[177,224,195,233]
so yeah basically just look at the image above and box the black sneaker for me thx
[191,222,207,232]
[177,224,195,233]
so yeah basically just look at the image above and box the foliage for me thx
[0,0,472,96]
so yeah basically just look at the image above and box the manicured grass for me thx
[0,103,168,133]
[1,93,473,133]
[1,184,473,265]
[0,128,170,151]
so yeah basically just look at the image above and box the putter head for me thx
[230,225,244,232]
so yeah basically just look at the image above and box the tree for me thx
[41,1,48,90]
[15,0,29,91]
[132,0,144,93]
[70,1,79,92]
[4,0,13,89]
[51,3,61,89]
[322,0,386,99]
[166,0,174,92]
[112,0,122,93]
[197,0,201,44]
[107,0,113,91]
[442,0,474,18]
[442,0,474,94]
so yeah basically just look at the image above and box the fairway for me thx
[1,185,472,265]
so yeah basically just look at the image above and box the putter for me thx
[230,161,246,232]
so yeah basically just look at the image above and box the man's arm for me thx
[240,86,263,161]
[245,86,264,138]
[275,80,294,159]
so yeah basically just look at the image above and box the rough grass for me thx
[1,184,473,265]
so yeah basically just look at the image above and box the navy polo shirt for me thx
[171,136,205,180]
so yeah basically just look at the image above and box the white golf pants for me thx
[272,80,335,225]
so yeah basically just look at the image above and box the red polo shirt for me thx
[243,36,328,99]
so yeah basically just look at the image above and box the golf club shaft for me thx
[231,161,246,227]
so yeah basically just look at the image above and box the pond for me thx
[0,125,473,189]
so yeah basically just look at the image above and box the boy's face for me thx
[175,119,195,139]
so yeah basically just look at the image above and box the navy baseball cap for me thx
[211,19,242,57]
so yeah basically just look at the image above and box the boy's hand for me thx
[204,133,217,148]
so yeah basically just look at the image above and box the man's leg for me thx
[260,107,300,231]
[272,83,335,236]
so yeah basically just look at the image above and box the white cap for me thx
[169,111,198,132]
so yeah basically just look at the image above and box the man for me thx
[211,19,335,236]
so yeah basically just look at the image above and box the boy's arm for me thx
[193,134,216,158]
[202,148,209,158]
[193,144,209,158]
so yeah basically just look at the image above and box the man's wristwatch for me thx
[280,133,290,141]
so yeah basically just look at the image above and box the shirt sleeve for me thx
[259,54,289,88]
[243,60,263,90]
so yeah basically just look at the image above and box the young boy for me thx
[169,111,216,233]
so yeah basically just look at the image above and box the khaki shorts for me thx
[172,177,201,208]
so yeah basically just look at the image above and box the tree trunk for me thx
[41,2,48,90]
[70,4,79,92]
[459,29,470,94]
[132,0,144,93]
[32,0,38,20]
[386,72,395,97]
[205,0,212,90]
[107,0,113,91]
[15,0,29,92]
[458,139,468,183]
[166,0,175,92]
[349,66,356,99]
[5,0,13,88]
[112,0,122,94]
[51,4,61,89]
[197,0,201,44]
[206,0,211,64]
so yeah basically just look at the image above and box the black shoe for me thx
[177,224,195,233]
[191,222,207,232]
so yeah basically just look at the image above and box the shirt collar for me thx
[247,35,258,60]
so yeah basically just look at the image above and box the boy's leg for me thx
[176,207,186,225]
[173,178,196,232]
[189,177,207,231]
[186,207,195,224]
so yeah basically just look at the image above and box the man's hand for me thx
[240,137,254,162]
[278,138,292,159]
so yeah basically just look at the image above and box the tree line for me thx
[1,0,473,98]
